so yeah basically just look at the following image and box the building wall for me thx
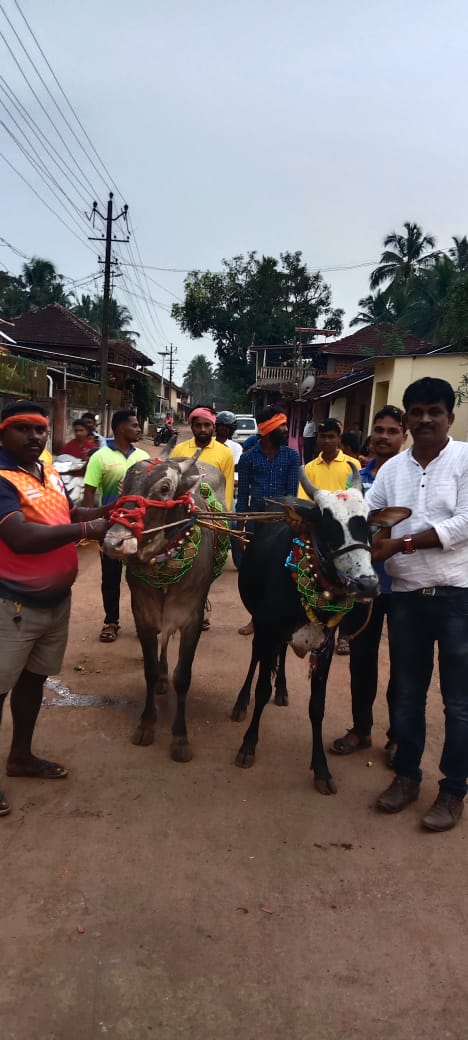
[369,355,468,440]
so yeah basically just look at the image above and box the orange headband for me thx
[0,413,49,431]
[258,413,287,437]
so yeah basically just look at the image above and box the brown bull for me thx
[103,452,227,761]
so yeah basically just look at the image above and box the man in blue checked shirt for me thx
[236,406,300,634]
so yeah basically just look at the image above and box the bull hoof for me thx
[171,739,193,763]
[274,690,289,707]
[132,723,155,746]
[235,747,255,768]
[231,703,247,722]
[156,679,168,696]
[314,776,338,796]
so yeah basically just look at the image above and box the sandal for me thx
[335,637,350,655]
[0,790,10,816]
[99,623,120,643]
[330,729,372,755]
[202,617,210,631]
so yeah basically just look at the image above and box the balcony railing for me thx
[256,364,317,384]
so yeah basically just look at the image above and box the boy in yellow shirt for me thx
[297,418,359,495]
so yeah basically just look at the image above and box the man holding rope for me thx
[236,406,300,634]
[0,401,110,818]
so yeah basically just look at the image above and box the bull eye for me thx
[157,481,171,496]
[349,516,369,543]
[321,508,345,551]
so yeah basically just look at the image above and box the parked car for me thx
[232,415,258,445]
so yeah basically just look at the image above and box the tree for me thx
[0,257,69,318]
[370,222,438,291]
[182,354,215,405]
[72,293,136,340]
[172,251,343,394]
[449,236,468,272]
[350,285,409,327]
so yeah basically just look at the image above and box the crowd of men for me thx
[0,375,467,834]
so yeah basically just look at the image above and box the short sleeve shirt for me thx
[84,440,150,505]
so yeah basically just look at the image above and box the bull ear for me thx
[369,506,412,529]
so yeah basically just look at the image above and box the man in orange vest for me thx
[0,401,110,817]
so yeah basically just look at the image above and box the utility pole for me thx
[166,342,177,408]
[88,193,129,431]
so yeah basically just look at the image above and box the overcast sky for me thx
[1,0,467,383]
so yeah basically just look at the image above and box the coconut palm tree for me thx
[449,236,468,272]
[350,285,409,327]
[72,293,136,339]
[370,222,438,291]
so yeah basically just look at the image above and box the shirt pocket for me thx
[427,477,458,519]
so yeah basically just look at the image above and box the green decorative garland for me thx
[128,482,229,589]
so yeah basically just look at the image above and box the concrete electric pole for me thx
[88,193,129,431]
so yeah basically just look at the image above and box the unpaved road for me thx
[1,445,467,1039]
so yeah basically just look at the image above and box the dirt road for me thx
[1,453,467,1039]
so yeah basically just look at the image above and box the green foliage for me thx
[0,258,70,317]
[353,226,468,351]
[72,293,136,340]
[172,251,343,396]
[182,354,216,405]
[125,373,155,422]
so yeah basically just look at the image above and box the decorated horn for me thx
[298,465,318,500]
[348,461,363,491]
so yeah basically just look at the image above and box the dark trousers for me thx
[347,594,395,740]
[101,552,123,625]
[388,589,468,799]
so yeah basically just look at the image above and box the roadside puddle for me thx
[43,678,138,711]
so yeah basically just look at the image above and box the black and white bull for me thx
[232,467,406,794]
[103,452,226,762]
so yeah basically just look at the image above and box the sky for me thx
[1,0,467,385]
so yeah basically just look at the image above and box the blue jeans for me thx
[388,589,468,799]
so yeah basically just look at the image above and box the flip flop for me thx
[0,791,10,816]
[99,623,120,643]
[6,759,68,779]
[335,638,350,655]
[330,730,372,755]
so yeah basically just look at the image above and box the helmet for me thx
[216,410,237,430]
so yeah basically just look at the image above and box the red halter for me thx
[109,492,197,544]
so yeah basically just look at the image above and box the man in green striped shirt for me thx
[83,409,149,642]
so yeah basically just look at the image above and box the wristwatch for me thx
[402,535,416,555]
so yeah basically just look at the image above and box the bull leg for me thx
[158,636,169,696]
[273,643,288,707]
[309,631,337,795]
[231,643,259,722]
[170,619,203,763]
[235,636,274,768]
[132,628,160,746]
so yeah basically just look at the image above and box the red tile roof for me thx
[322,324,432,356]
[11,304,153,367]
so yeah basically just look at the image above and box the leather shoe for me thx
[238,620,254,636]
[376,775,420,813]
[422,791,464,832]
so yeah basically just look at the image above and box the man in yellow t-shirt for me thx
[297,416,360,656]
[297,417,359,495]
[171,406,234,510]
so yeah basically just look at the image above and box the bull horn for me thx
[158,432,178,459]
[191,448,203,463]
[348,461,363,491]
[298,465,318,501]
[178,456,199,475]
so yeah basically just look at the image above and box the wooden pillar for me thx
[52,388,68,454]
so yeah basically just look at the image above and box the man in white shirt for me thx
[367,377,468,831]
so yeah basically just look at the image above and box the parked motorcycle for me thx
[154,425,178,447]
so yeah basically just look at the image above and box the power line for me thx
[0,148,100,253]
[0,2,109,199]
[0,74,94,204]
[0,21,101,200]
[12,0,126,206]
